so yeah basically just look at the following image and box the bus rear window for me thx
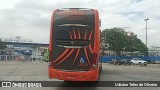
[53,10,95,40]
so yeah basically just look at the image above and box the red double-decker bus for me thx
[48,8,102,81]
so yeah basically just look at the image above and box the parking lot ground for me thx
[0,61,160,81]
[0,61,57,81]
[0,61,160,90]
[147,64,160,68]
[101,63,160,81]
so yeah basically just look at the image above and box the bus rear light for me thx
[93,52,97,64]
[89,64,98,70]
[89,52,98,70]
[92,64,97,70]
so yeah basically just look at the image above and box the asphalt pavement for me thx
[0,61,160,90]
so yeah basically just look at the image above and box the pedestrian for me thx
[33,57,36,62]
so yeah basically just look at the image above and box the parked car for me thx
[122,59,131,66]
[109,59,121,65]
[115,60,124,65]
[154,60,160,64]
[120,59,126,65]
[109,59,131,65]
[146,60,152,64]
[109,59,117,65]
[130,58,147,66]
[146,60,160,64]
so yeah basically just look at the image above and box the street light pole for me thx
[144,18,149,47]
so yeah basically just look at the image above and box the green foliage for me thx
[0,39,6,50]
[101,27,148,56]
[43,49,49,62]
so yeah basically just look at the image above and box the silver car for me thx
[130,58,147,66]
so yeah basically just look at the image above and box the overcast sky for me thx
[0,0,160,47]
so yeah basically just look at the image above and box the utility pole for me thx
[144,18,149,47]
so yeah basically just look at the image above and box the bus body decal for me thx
[78,29,81,39]
[72,49,80,66]
[84,47,91,66]
[84,29,88,39]
[73,29,77,39]
[89,30,93,40]
[52,48,69,63]
[69,31,73,39]
[55,49,75,66]
[89,30,93,54]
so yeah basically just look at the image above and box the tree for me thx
[101,27,148,56]
[0,39,6,50]
[101,28,127,56]
[43,49,49,62]
[124,34,148,55]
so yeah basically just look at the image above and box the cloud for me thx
[0,0,160,46]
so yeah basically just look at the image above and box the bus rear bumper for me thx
[48,68,98,81]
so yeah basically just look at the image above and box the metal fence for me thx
[0,55,43,61]
[0,55,17,61]
[100,56,160,63]
[0,55,27,61]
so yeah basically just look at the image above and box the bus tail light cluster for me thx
[90,52,98,70]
